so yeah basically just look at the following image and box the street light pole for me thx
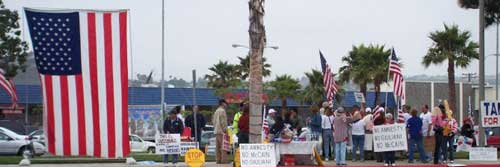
[479,0,486,147]
[161,0,166,121]
[496,22,499,100]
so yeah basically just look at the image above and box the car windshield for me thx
[0,127,20,137]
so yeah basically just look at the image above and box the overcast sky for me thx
[5,0,500,81]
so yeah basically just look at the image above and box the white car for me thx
[0,131,45,156]
[0,127,28,140]
[129,134,156,153]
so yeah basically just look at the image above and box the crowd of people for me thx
[160,98,477,166]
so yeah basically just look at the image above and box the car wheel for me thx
[147,147,155,154]
[18,146,34,157]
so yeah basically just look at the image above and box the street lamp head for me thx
[231,44,239,48]
[268,46,279,50]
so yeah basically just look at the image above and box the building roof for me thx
[0,85,396,108]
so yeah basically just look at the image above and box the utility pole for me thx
[462,73,477,83]
[478,0,486,147]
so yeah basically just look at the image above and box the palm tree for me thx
[422,24,479,112]
[237,54,271,80]
[458,0,500,27]
[302,69,325,106]
[248,0,266,143]
[338,44,390,105]
[205,61,242,95]
[269,75,301,114]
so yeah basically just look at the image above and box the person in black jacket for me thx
[163,109,184,164]
[185,105,206,143]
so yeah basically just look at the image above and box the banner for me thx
[481,101,500,127]
[128,105,178,140]
[469,147,498,161]
[239,144,277,167]
[155,134,181,154]
[456,136,473,152]
[373,124,408,152]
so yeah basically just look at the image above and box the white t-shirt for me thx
[420,112,433,136]
[403,113,411,122]
[321,115,334,129]
[351,120,366,135]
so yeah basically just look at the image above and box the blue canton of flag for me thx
[26,11,82,75]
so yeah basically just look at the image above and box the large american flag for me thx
[25,8,129,158]
[0,70,17,107]
[320,51,338,103]
[389,49,404,97]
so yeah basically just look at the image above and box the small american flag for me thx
[397,109,405,123]
[0,70,17,107]
[25,8,129,158]
[373,105,384,121]
[389,48,404,97]
[320,51,338,103]
[262,110,269,142]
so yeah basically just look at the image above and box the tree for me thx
[237,54,271,80]
[0,1,29,77]
[338,44,390,105]
[302,69,325,106]
[248,0,266,143]
[204,61,242,95]
[422,24,479,112]
[269,75,301,114]
[458,0,500,27]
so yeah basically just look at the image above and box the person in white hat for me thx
[267,109,277,128]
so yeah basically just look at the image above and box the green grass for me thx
[0,153,233,164]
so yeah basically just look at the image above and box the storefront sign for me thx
[481,101,500,127]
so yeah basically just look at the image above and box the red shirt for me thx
[238,112,249,133]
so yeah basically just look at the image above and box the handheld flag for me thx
[320,51,338,103]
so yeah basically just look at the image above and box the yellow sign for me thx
[184,149,205,167]
[234,148,241,167]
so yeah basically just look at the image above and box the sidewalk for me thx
[3,159,500,167]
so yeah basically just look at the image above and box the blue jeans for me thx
[312,131,322,154]
[409,136,426,162]
[384,151,395,164]
[163,154,178,164]
[443,135,455,161]
[335,141,347,165]
[351,135,365,161]
[322,129,333,159]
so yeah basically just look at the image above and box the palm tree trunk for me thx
[248,0,266,144]
[448,59,457,113]
[360,82,367,101]
[281,98,287,118]
[374,80,381,106]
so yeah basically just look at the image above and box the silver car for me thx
[0,131,45,156]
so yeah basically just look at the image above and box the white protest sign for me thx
[469,147,498,161]
[373,124,408,152]
[354,92,365,103]
[180,142,199,156]
[239,144,277,167]
[155,134,181,154]
[481,101,500,127]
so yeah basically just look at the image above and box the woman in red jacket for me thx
[237,104,250,144]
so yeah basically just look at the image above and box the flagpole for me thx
[160,0,166,123]
[384,48,392,111]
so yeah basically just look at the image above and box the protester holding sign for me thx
[441,105,458,164]
[163,109,184,164]
[383,113,396,166]
[333,107,355,166]
[461,118,476,147]
[432,105,445,164]
[406,109,428,163]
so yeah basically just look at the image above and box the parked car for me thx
[129,134,156,153]
[29,130,45,146]
[0,127,28,140]
[200,130,215,148]
[0,131,45,156]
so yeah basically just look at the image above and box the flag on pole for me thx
[0,70,18,107]
[25,8,130,158]
[389,48,404,97]
[320,51,338,103]
[262,108,270,142]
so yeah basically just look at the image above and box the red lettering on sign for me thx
[484,117,499,125]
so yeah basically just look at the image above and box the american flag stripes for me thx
[389,48,404,97]
[320,51,338,103]
[25,8,129,158]
[0,70,17,107]
[397,109,405,123]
